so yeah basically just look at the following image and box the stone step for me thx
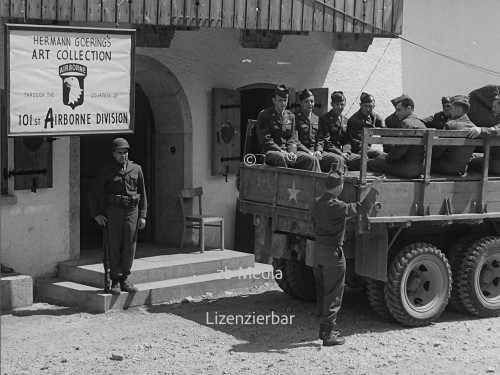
[37,263,274,313]
[1,273,33,310]
[58,246,255,288]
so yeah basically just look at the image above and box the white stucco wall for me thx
[140,29,401,249]
[401,0,500,117]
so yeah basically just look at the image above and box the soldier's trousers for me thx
[106,205,139,280]
[265,150,317,171]
[312,243,346,328]
[319,152,345,173]
[468,156,500,175]
[367,158,422,179]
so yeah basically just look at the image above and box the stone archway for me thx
[135,54,192,245]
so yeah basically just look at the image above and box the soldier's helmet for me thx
[112,138,130,150]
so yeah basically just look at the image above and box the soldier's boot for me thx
[110,279,121,295]
[120,276,138,293]
[323,329,346,346]
[319,323,331,340]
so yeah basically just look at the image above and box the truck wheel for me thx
[385,243,451,327]
[366,280,394,321]
[446,234,484,312]
[271,258,296,297]
[287,257,316,302]
[456,236,500,317]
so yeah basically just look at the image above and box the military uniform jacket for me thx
[317,110,350,155]
[347,110,385,154]
[385,112,400,129]
[295,109,319,152]
[481,115,500,169]
[256,106,301,153]
[386,114,426,164]
[88,160,147,219]
[432,114,475,170]
[422,111,450,129]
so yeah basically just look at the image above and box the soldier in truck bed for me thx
[255,84,316,171]
[422,96,453,129]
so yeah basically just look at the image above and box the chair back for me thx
[179,187,204,217]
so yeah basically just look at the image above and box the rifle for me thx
[102,226,111,293]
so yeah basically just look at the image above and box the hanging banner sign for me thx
[5,24,135,136]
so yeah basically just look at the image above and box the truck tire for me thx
[446,234,484,313]
[287,257,316,302]
[366,280,394,321]
[385,243,451,327]
[456,236,500,317]
[271,258,296,297]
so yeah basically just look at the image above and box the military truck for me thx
[238,125,500,327]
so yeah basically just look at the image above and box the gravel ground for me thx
[1,283,499,375]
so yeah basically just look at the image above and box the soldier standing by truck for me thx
[255,84,316,171]
[311,172,381,346]
[88,138,147,295]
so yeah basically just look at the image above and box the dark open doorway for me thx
[80,84,155,250]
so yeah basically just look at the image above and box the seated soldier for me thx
[468,94,500,174]
[367,97,426,179]
[346,92,385,164]
[316,91,354,172]
[422,96,452,129]
[255,84,316,171]
[384,94,409,153]
[431,95,475,175]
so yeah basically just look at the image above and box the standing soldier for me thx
[256,84,316,171]
[311,172,381,346]
[317,91,356,171]
[88,138,147,295]
[422,96,453,129]
[346,92,385,161]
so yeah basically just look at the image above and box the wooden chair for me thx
[179,187,224,253]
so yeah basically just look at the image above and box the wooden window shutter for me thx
[211,88,241,177]
[13,137,53,191]
[294,88,329,117]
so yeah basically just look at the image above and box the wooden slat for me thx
[383,0,394,35]
[333,0,345,32]
[72,0,87,21]
[184,0,196,27]
[196,0,210,27]
[130,0,144,24]
[343,0,354,32]
[281,0,292,30]
[87,0,102,22]
[41,0,56,19]
[374,0,384,34]
[257,0,270,29]
[268,0,280,30]
[353,0,364,33]
[213,0,224,27]
[323,0,335,32]
[11,0,26,18]
[143,0,158,24]
[291,0,302,31]
[0,0,10,18]
[158,0,172,25]
[234,0,246,28]
[101,0,115,23]
[313,0,324,32]
[171,0,184,26]
[392,0,403,34]
[364,0,375,34]
[302,0,313,31]
[26,0,42,19]
[246,0,258,30]
[58,0,72,20]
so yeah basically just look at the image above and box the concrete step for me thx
[1,273,33,310]
[58,246,255,288]
[37,263,274,313]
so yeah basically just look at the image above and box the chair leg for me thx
[220,220,224,251]
[200,223,205,253]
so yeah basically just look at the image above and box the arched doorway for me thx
[80,84,155,250]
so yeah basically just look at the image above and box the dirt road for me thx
[1,284,499,375]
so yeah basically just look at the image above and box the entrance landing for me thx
[36,244,273,313]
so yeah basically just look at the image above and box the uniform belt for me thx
[107,194,140,208]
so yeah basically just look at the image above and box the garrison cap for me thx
[331,91,346,103]
[360,92,375,104]
[112,138,130,150]
[299,88,314,101]
[325,171,344,189]
[391,94,410,107]
[274,84,290,98]
[441,96,452,105]
[451,94,470,109]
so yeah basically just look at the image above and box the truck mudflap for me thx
[355,223,388,281]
